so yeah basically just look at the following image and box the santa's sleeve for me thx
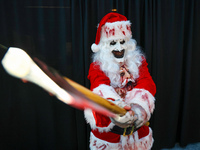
[125,59,156,121]
[84,62,122,132]
[87,62,122,100]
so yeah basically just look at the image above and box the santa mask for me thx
[109,39,128,63]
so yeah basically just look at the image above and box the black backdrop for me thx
[0,0,200,150]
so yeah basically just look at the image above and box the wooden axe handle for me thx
[64,77,127,116]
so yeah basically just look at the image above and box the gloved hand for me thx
[110,100,147,129]
[109,99,136,128]
[110,109,136,128]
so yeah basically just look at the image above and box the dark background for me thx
[0,0,200,149]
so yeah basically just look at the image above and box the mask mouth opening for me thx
[112,49,125,58]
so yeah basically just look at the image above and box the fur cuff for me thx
[125,88,155,120]
[93,84,122,100]
[84,109,115,132]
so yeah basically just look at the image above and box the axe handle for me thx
[64,77,127,116]
[64,77,150,127]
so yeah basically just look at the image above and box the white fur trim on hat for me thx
[101,21,132,42]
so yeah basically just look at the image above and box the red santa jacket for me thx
[85,59,156,143]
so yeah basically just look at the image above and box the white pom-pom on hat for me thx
[91,43,100,53]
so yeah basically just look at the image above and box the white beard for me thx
[92,39,144,88]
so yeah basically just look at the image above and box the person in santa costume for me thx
[84,12,156,150]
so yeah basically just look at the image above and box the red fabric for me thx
[134,60,156,96]
[92,129,121,143]
[137,125,150,139]
[87,62,110,91]
[95,12,127,45]
[92,111,111,127]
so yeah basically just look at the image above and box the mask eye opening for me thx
[120,40,125,44]
[110,41,116,45]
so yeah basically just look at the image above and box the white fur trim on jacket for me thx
[89,127,154,150]
[93,84,122,100]
[125,88,155,121]
[89,132,121,150]
[133,127,154,150]
[84,109,115,132]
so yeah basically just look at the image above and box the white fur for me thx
[89,132,121,150]
[89,127,154,150]
[100,21,132,42]
[84,84,121,132]
[92,39,143,88]
[84,109,115,132]
[92,84,122,100]
[126,88,155,121]
[91,43,100,52]
[133,127,154,150]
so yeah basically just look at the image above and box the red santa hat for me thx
[91,12,132,53]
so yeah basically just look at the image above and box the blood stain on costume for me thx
[93,140,97,146]
[109,28,115,36]
[98,144,107,150]
[133,90,142,98]
[142,93,149,101]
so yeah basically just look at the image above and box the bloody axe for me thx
[1,46,127,117]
